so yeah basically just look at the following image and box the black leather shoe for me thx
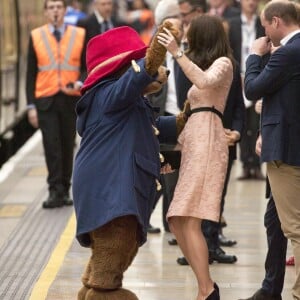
[63,195,73,206]
[177,256,189,265]
[168,238,178,245]
[177,256,214,265]
[147,224,161,234]
[42,192,63,209]
[209,247,237,264]
[218,232,237,247]
[238,289,282,300]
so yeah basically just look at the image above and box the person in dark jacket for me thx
[244,1,300,298]
[228,0,265,180]
[76,0,125,78]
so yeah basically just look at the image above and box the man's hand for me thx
[251,36,272,56]
[255,134,262,156]
[61,82,81,96]
[27,107,39,128]
[254,99,263,114]
[224,129,240,146]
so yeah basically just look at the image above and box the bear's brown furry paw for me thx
[85,288,138,300]
[145,20,179,76]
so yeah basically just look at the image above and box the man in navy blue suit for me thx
[244,1,300,299]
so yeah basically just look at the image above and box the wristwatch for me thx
[174,50,184,59]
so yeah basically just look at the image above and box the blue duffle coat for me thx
[72,59,177,247]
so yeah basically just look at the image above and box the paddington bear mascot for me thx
[72,23,188,300]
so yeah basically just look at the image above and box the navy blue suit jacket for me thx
[244,32,300,166]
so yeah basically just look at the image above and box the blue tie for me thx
[102,20,109,33]
[53,29,61,42]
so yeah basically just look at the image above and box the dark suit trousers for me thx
[37,93,77,195]
[202,157,233,250]
[239,105,260,169]
[162,170,179,231]
[262,195,287,296]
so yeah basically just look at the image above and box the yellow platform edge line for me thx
[29,212,76,300]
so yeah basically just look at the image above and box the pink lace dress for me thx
[167,57,233,222]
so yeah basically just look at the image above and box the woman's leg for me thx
[169,216,215,300]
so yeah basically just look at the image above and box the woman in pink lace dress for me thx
[158,15,234,300]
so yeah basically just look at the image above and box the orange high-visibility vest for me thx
[31,24,85,98]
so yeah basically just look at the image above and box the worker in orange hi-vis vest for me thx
[26,0,86,209]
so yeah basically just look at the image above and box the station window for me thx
[0,0,18,134]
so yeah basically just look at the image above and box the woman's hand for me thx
[157,27,179,57]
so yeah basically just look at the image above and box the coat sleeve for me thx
[155,115,177,145]
[244,49,290,100]
[104,59,157,112]
[177,57,233,89]
[26,35,38,106]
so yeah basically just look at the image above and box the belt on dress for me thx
[188,106,223,120]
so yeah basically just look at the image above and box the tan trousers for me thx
[267,161,300,300]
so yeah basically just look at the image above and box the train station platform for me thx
[0,131,295,300]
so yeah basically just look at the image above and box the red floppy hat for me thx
[81,26,148,93]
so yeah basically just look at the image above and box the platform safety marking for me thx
[0,204,27,217]
[27,166,47,176]
[29,212,76,300]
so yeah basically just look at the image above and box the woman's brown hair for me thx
[186,15,234,70]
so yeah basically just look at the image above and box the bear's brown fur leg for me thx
[82,259,92,286]
[85,287,138,300]
[78,286,90,300]
[78,216,139,299]
[78,257,92,299]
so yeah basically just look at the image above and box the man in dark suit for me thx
[244,1,300,298]
[239,182,288,300]
[76,0,124,77]
[239,58,288,300]
[228,0,265,180]
[208,0,240,19]
[178,0,207,28]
